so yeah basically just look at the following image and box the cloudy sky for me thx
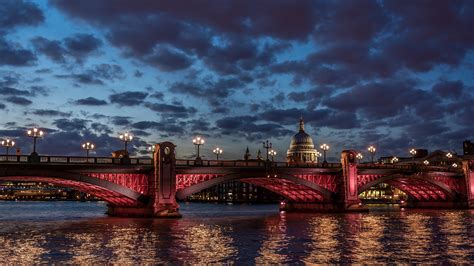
[0,0,473,161]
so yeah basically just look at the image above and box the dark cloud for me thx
[109,91,148,106]
[145,47,193,71]
[215,115,293,141]
[30,109,71,117]
[55,64,124,85]
[53,118,89,132]
[110,116,132,126]
[55,73,104,85]
[323,79,426,120]
[74,97,107,106]
[63,33,102,61]
[432,80,464,99]
[6,96,32,105]
[130,121,160,130]
[0,103,5,109]
[150,92,164,101]
[0,0,44,30]
[31,36,66,63]
[144,102,196,118]
[0,38,36,66]
[0,87,30,96]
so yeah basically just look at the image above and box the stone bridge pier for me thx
[463,159,474,208]
[107,142,181,218]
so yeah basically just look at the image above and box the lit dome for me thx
[287,118,318,163]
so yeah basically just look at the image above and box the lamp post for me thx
[119,132,133,154]
[268,149,277,162]
[320,143,329,163]
[147,145,155,159]
[27,127,44,155]
[81,142,95,158]
[1,139,15,155]
[367,145,376,163]
[316,151,322,163]
[423,160,430,166]
[192,136,205,159]
[409,148,417,163]
[356,153,363,164]
[213,147,223,160]
[391,156,399,164]
[263,140,272,161]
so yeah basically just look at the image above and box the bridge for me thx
[0,142,473,217]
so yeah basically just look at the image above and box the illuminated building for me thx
[287,118,318,163]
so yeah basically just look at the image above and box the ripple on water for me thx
[0,201,473,264]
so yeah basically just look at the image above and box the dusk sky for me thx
[0,0,473,161]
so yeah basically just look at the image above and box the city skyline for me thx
[1,0,473,160]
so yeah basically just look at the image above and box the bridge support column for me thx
[463,160,474,208]
[107,142,181,218]
[338,151,367,211]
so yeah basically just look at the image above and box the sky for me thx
[0,0,473,161]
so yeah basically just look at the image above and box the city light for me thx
[320,143,329,163]
[452,163,458,168]
[367,145,376,163]
[268,149,277,161]
[1,139,15,155]
[391,157,399,164]
[81,142,95,158]
[193,136,205,159]
[423,160,430,166]
[356,153,363,163]
[446,152,453,159]
[26,127,44,155]
[213,147,223,160]
[119,132,133,154]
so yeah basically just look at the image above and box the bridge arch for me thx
[176,173,335,202]
[358,174,457,201]
[0,168,147,206]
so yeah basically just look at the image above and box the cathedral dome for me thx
[287,118,318,163]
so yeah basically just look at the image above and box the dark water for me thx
[0,201,473,264]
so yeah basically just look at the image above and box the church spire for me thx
[299,117,304,131]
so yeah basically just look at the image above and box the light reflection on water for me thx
[0,201,473,264]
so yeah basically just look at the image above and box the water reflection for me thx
[0,202,473,264]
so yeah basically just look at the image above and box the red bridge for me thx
[1,142,473,217]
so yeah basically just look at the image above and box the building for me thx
[287,118,318,163]
[464,140,474,155]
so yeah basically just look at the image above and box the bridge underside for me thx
[0,176,144,207]
[357,174,468,208]
[240,178,328,202]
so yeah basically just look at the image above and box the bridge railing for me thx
[0,155,153,165]
[358,163,461,173]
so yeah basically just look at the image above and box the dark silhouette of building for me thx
[464,140,474,155]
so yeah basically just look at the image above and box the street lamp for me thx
[356,153,363,164]
[367,145,376,163]
[119,132,133,154]
[391,156,399,164]
[268,149,277,162]
[1,139,15,155]
[81,142,95,158]
[409,148,417,162]
[27,127,44,155]
[320,143,329,163]
[423,160,430,166]
[213,147,223,160]
[446,152,453,159]
[316,151,322,163]
[263,140,272,161]
[192,136,205,159]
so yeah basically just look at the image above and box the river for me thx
[0,201,472,264]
